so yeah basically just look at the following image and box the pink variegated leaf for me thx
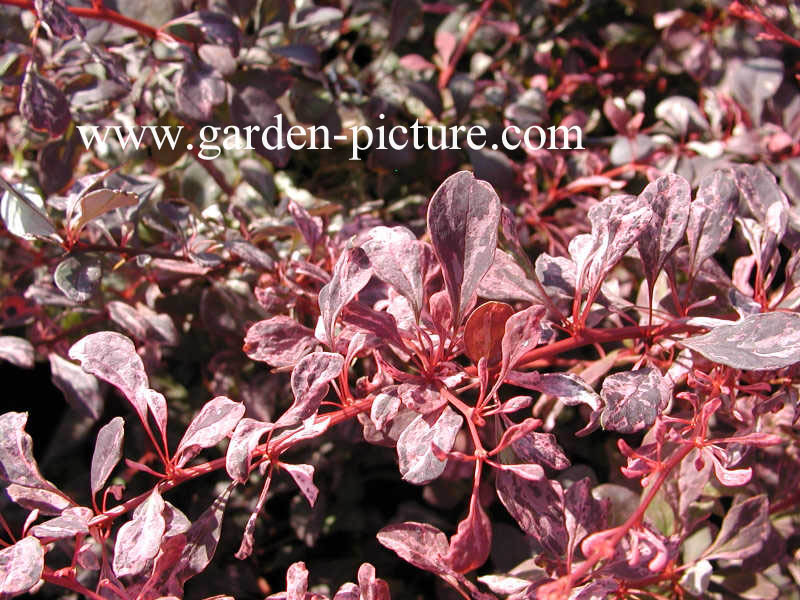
[361,226,427,319]
[49,353,103,419]
[490,417,542,456]
[318,247,372,346]
[288,201,324,250]
[283,463,318,507]
[0,336,34,369]
[711,454,752,487]
[564,478,606,551]
[357,562,391,600]
[175,397,245,467]
[510,429,570,471]
[376,522,450,575]
[0,536,44,598]
[687,170,738,274]
[276,352,344,428]
[30,507,92,540]
[498,305,546,380]
[5,484,72,515]
[370,386,402,431]
[243,316,318,368]
[333,582,359,600]
[477,249,541,305]
[427,171,501,326]
[637,174,691,288]
[398,383,447,415]
[498,395,533,413]
[396,406,462,485]
[91,416,124,494]
[703,494,768,561]
[600,368,670,434]
[137,388,167,441]
[236,471,272,560]
[342,302,406,351]
[528,372,602,411]
[445,496,492,573]
[69,332,149,422]
[113,489,166,577]
[496,463,545,481]
[678,448,712,518]
[286,561,309,600]
[226,418,274,484]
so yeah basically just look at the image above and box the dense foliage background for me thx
[2,1,800,599]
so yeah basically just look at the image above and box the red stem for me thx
[438,0,496,90]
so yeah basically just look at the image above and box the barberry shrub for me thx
[2,1,800,600]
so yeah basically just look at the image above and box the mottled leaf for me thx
[564,478,606,552]
[30,507,91,540]
[427,171,501,326]
[287,201,324,250]
[66,189,138,238]
[637,174,691,287]
[19,69,70,136]
[34,0,85,38]
[529,372,602,412]
[396,406,462,485]
[703,495,768,561]
[113,489,166,577]
[243,316,318,368]
[682,312,800,371]
[0,412,61,492]
[600,368,669,434]
[283,463,318,507]
[226,418,274,484]
[376,522,449,575]
[318,248,372,346]
[0,182,58,242]
[687,171,738,274]
[0,536,44,598]
[175,61,226,121]
[276,352,343,428]
[175,397,245,467]
[91,417,125,495]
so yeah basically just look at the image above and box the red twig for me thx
[438,0,496,90]
[728,1,800,49]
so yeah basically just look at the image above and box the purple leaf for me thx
[528,372,602,412]
[113,489,166,577]
[230,76,290,167]
[0,536,44,598]
[69,332,149,421]
[361,226,427,318]
[0,337,34,369]
[427,171,501,326]
[318,248,372,346]
[493,417,542,455]
[499,305,546,377]
[287,200,324,251]
[600,368,669,434]
[396,406,462,485]
[243,316,318,368]
[226,418,274,484]
[30,507,91,540]
[687,171,738,275]
[0,412,61,492]
[678,448,712,519]
[34,0,86,38]
[0,183,58,242]
[91,417,125,495]
[283,463,318,507]
[496,471,567,557]
[512,431,570,471]
[370,387,402,431]
[333,582,360,600]
[584,194,653,293]
[637,174,691,287]
[703,495,768,561]
[276,352,344,428]
[341,302,406,351]
[445,496,492,573]
[376,522,450,575]
[48,352,103,419]
[284,561,309,600]
[682,312,800,371]
[564,478,606,553]
[175,61,226,121]
[66,189,138,239]
[138,388,168,441]
[477,249,541,304]
[398,383,447,415]
[19,69,70,136]
[175,397,245,467]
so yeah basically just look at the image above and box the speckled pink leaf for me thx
[682,312,800,371]
[637,174,690,287]
[91,416,124,495]
[600,368,669,434]
[376,522,450,575]
[113,489,165,577]
[283,463,318,507]
[318,247,372,346]
[703,495,768,561]
[243,316,318,368]
[286,561,308,600]
[687,171,738,274]
[175,396,245,467]
[0,536,44,598]
[396,406,462,485]
[276,352,344,428]
[226,418,274,484]
[427,171,501,326]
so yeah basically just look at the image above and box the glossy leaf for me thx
[318,247,372,346]
[243,316,318,368]
[276,352,344,428]
[113,489,166,577]
[0,183,58,242]
[703,495,768,561]
[54,255,102,303]
[175,397,245,467]
[396,406,462,485]
[427,170,501,326]
[91,417,125,495]
[226,419,274,484]
[66,188,138,238]
[600,368,669,434]
[19,69,70,136]
[0,412,61,493]
[283,463,318,507]
[0,536,44,598]
[376,522,450,575]
[464,301,514,365]
[687,170,738,274]
[682,312,800,371]
[445,496,492,573]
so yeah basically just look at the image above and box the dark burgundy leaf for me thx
[564,478,606,552]
[495,471,567,557]
[276,352,344,428]
[91,416,124,495]
[0,337,34,369]
[0,537,44,598]
[427,171,501,326]
[271,45,320,69]
[396,406,462,485]
[376,522,450,575]
[445,496,492,573]
[287,201,324,251]
[512,431,570,471]
[341,302,406,351]
[243,316,318,368]
[687,171,738,275]
[230,76,290,167]
[66,188,138,238]
[175,396,245,467]
[226,418,274,484]
[703,495,768,561]
[283,463,318,507]
[54,254,102,303]
[175,61,226,121]
[318,247,372,347]
[226,240,275,271]
[464,301,514,365]
[389,0,421,47]
[69,332,149,421]
[678,448,712,519]
[49,352,103,418]
[637,174,691,288]
[113,489,166,577]
[19,69,70,136]
[682,312,800,371]
[361,226,427,318]
[34,0,85,38]
[600,368,669,434]
[166,11,241,55]
[527,372,602,411]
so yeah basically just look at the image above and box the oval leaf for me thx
[91,417,125,494]
[175,397,245,467]
[0,537,44,598]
